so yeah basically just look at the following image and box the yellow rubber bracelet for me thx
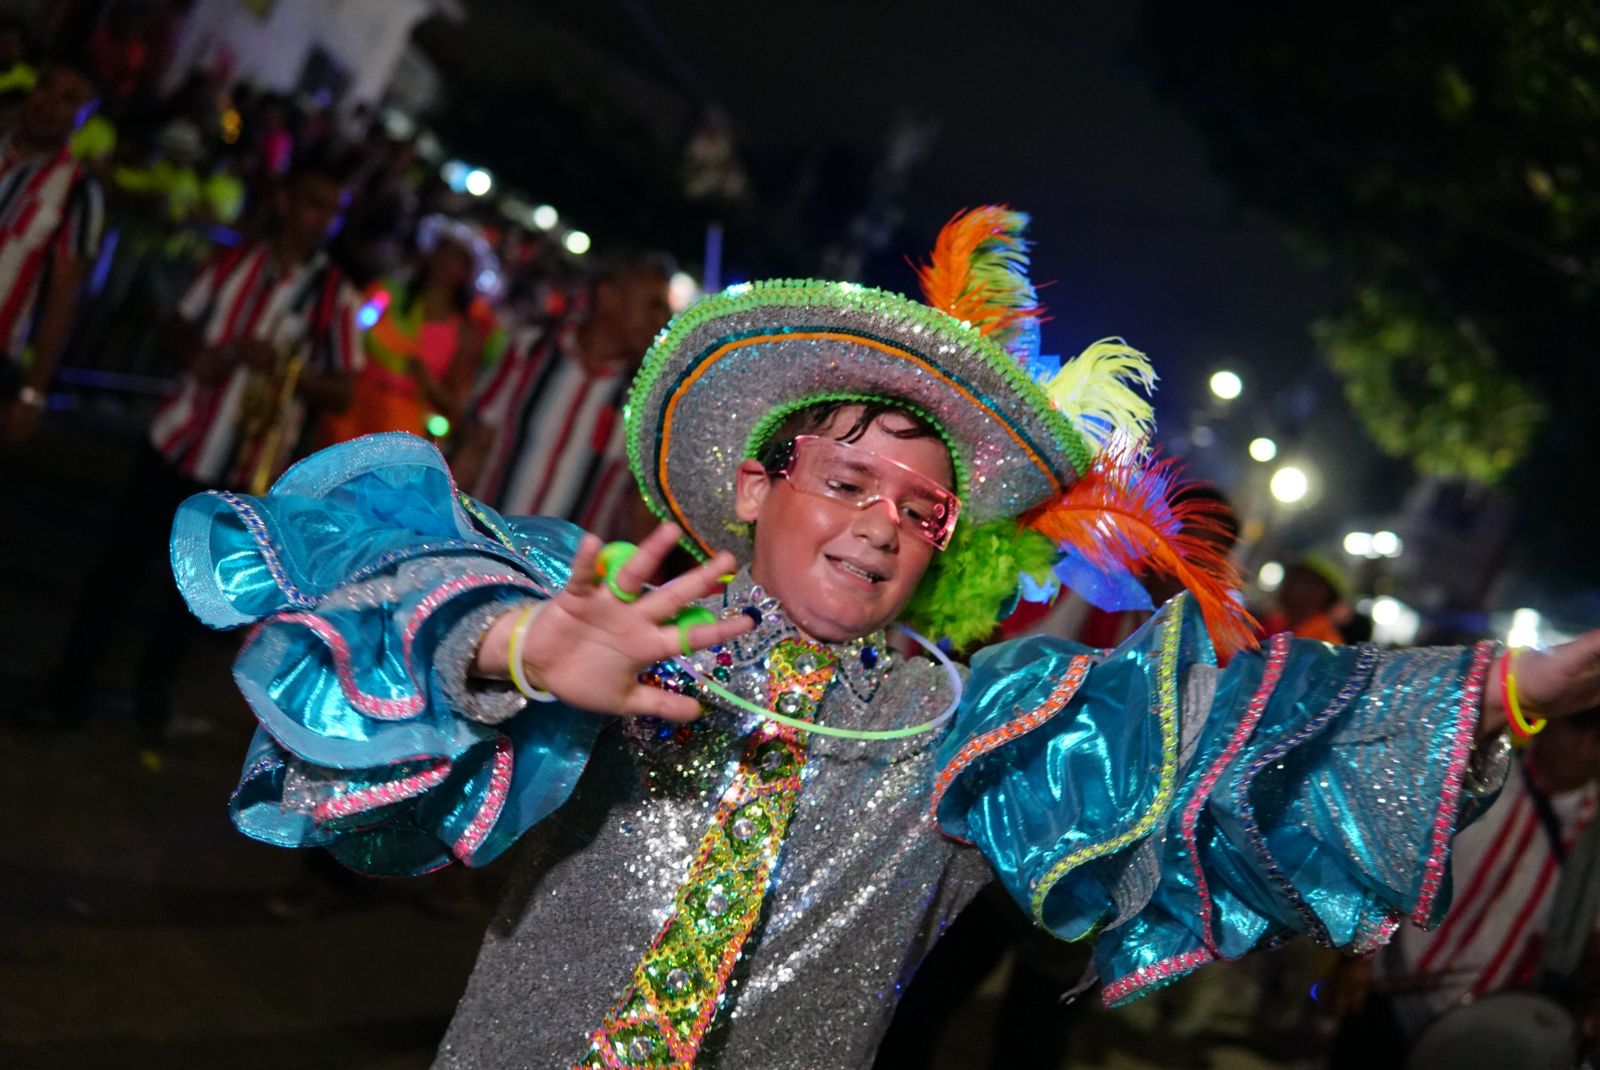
[1503,649,1546,741]
[507,602,556,702]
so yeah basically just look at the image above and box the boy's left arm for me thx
[932,593,1599,1007]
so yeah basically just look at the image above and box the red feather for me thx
[1022,450,1258,654]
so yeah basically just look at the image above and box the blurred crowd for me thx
[0,26,679,746]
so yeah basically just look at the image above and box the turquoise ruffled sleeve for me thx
[932,594,1505,1006]
[171,433,607,875]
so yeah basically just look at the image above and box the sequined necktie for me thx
[578,639,837,1069]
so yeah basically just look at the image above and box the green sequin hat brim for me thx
[625,278,1095,562]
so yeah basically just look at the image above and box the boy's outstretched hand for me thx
[476,523,754,722]
[1481,630,1600,739]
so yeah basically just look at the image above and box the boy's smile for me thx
[734,405,954,643]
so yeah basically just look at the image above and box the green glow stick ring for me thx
[673,605,718,657]
[597,541,640,603]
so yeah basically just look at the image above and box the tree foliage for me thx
[1142,0,1600,571]
[1314,289,1542,483]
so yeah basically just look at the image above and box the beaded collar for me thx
[711,569,892,706]
[643,569,895,712]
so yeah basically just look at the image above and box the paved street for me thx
[0,421,488,1070]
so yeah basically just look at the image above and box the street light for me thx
[1259,561,1285,591]
[668,271,700,313]
[1508,607,1541,648]
[1269,464,1309,504]
[464,168,493,197]
[1248,436,1277,462]
[532,204,559,231]
[1209,370,1243,400]
[563,230,592,255]
[1370,530,1402,558]
[1343,531,1373,557]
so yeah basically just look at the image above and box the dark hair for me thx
[1170,482,1240,547]
[37,53,98,96]
[591,248,677,289]
[757,400,944,474]
[284,149,356,192]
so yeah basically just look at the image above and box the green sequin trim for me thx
[1028,595,1184,926]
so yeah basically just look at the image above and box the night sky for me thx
[422,0,1405,547]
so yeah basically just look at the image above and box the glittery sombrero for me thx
[625,208,1254,651]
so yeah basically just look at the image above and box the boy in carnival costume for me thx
[171,209,1600,1069]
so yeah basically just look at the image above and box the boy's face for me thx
[734,406,953,643]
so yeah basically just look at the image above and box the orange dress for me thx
[318,283,493,445]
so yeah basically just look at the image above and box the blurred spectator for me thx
[317,214,500,445]
[1257,554,1348,643]
[333,134,423,284]
[0,18,36,104]
[1328,709,1600,1069]
[85,6,148,108]
[0,15,40,152]
[22,155,360,741]
[112,119,205,222]
[254,93,294,183]
[73,120,212,377]
[67,103,116,168]
[197,143,247,228]
[453,249,673,540]
[0,56,103,445]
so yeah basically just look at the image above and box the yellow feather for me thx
[1044,338,1158,447]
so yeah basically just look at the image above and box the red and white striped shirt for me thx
[148,242,361,485]
[1381,757,1597,1019]
[0,139,103,359]
[469,323,635,539]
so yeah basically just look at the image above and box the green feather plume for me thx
[903,519,1058,651]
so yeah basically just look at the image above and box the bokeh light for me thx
[1209,370,1243,400]
[1269,464,1309,504]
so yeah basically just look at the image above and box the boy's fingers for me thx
[564,533,604,596]
[647,613,754,664]
[638,550,739,620]
[610,523,682,599]
[620,685,702,723]
[680,614,755,654]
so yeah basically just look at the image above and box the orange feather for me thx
[916,206,1042,343]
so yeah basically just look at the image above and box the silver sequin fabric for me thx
[624,281,1093,562]
[432,574,990,1069]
